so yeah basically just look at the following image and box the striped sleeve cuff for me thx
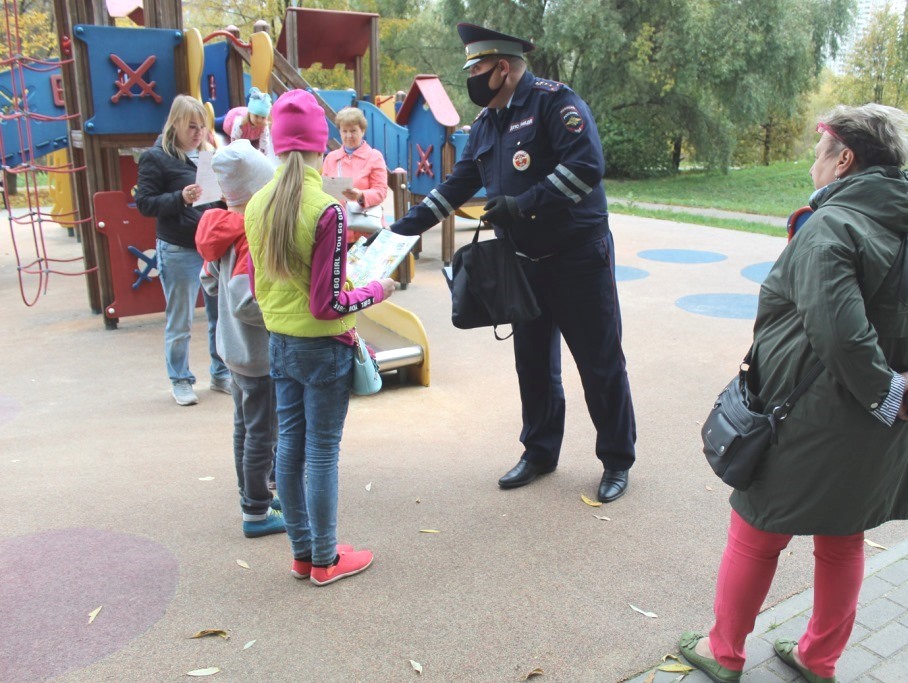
[871,370,906,427]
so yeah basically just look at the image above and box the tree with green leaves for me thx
[835,3,908,108]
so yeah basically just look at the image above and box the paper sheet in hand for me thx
[193,151,222,206]
[322,176,353,203]
[346,230,419,287]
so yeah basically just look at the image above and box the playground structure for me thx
[1,0,465,387]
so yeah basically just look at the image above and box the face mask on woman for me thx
[467,65,504,107]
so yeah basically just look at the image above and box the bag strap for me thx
[741,345,823,422]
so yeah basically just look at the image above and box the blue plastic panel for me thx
[74,25,183,135]
[0,60,68,167]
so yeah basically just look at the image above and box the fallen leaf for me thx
[189,629,229,640]
[243,640,256,650]
[236,559,250,569]
[643,671,656,683]
[520,667,544,680]
[186,668,220,677]
[88,606,102,624]
[410,659,423,674]
[658,663,694,673]
[629,603,658,618]
[592,515,611,521]
[198,476,214,481]
[580,493,602,507]
[865,539,888,550]
[705,486,714,491]
[661,654,679,662]
[365,482,372,492]
[419,529,440,534]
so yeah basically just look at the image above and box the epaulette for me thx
[533,78,564,93]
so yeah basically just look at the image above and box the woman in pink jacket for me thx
[321,107,388,240]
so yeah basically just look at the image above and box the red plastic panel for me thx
[92,191,168,320]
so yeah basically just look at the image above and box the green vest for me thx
[245,164,354,337]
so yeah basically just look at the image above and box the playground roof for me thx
[105,0,144,23]
[277,8,379,70]
[396,75,460,128]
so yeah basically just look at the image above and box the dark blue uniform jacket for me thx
[393,70,609,258]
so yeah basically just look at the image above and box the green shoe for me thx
[773,639,836,682]
[678,632,742,683]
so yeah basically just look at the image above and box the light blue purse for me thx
[351,329,382,395]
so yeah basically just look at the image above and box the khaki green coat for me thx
[731,167,908,535]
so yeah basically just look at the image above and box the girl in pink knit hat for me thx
[244,89,396,586]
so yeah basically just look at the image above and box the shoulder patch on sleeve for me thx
[533,78,564,93]
[559,104,585,134]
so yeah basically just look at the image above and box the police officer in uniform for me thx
[390,23,636,502]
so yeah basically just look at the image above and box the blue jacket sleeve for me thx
[514,90,604,217]
[391,136,484,236]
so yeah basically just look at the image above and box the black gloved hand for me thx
[481,195,520,225]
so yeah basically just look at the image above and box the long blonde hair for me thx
[161,95,213,161]
[262,150,323,281]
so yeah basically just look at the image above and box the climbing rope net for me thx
[1,0,94,306]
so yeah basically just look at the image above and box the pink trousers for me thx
[709,510,864,677]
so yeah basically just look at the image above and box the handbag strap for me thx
[741,345,823,422]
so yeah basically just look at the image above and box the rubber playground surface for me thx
[3,210,907,682]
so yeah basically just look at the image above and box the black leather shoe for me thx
[498,459,556,489]
[597,469,629,503]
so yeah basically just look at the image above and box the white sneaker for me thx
[209,375,232,394]
[171,380,199,406]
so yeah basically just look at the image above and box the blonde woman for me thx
[244,90,395,586]
[136,95,229,406]
[321,106,388,236]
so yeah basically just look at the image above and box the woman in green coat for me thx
[680,103,908,683]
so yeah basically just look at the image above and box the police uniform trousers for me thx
[512,228,636,471]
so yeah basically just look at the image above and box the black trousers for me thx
[512,231,636,471]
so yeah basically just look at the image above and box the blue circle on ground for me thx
[638,249,727,264]
[615,265,649,282]
[676,293,759,319]
[741,261,774,285]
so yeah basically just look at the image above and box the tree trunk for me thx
[762,120,773,167]
[671,135,682,172]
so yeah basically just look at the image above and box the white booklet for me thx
[346,230,419,287]
[193,150,223,206]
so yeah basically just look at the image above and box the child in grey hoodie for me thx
[196,140,283,538]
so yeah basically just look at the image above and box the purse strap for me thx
[741,346,823,422]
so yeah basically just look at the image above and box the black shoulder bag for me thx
[701,348,823,490]
[447,222,541,340]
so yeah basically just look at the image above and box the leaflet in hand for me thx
[346,230,419,287]
[193,150,223,206]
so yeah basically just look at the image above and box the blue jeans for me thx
[156,239,228,384]
[270,333,353,564]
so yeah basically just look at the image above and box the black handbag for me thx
[448,223,541,340]
[701,349,823,490]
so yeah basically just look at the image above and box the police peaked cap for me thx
[457,23,535,70]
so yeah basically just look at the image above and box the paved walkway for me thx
[629,539,908,682]
[4,209,908,681]
[609,199,789,228]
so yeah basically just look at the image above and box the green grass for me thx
[610,203,788,238]
[605,160,814,217]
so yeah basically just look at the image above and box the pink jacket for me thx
[322,142,388,210]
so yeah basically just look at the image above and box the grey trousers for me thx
[231,371,277,516]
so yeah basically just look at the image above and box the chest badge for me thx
[513,150,531,171]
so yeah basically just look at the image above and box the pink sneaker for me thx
[309,549,373,586]
[290,545,354,579]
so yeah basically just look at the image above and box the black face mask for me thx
[467,66,504,107]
